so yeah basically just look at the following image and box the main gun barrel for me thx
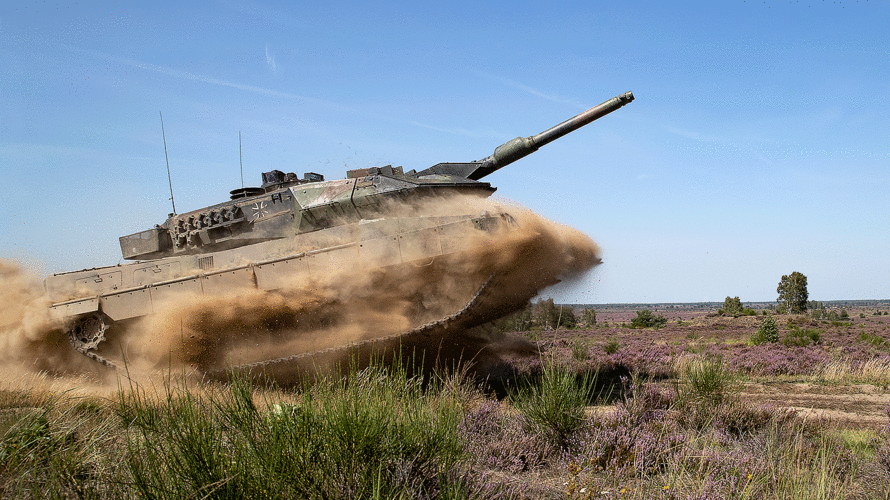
[466,91,634,180]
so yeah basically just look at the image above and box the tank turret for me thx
[118,92,634,262]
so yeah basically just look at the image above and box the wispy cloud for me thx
[473,71,584,108]
[63,45,311,102]
[265,44,277,73]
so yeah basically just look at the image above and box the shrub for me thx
[630,309,668,329]
[783,327,821,347]
[571,339,590,361]
[603,339,619,355]
[509,358,597,448]
[751,316,779,345]
[679,357,733,407]
[859,332,889,349]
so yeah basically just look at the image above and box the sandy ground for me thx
[738,380,890,428]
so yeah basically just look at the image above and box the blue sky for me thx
[2,0,888,304]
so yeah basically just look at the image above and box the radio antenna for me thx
[160,111,176,214]
[239,131,244,188]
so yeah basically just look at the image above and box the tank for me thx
[45,91,634,373]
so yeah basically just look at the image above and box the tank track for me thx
[69,276,498,377]
[205,275,497,378]
[67,315,120,370]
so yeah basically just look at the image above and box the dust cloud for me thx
[0,260,107,387]
[0,195,600,388]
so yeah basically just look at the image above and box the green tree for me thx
[720,296,743,316]
[777,271,809,314]
[556,305,577,329]
[533,298,576,329]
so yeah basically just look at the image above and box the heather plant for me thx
[457,399,555,474]
[858,331,889,349]
[751,315,779,345]
[565,381,683,477]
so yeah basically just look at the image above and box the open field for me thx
[3,303,890,498]
[531,304,890,428]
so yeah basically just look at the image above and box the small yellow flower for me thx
[747,473,753,480]
[664,485,670,490]
[621,488,626,494]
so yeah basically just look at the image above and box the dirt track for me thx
[739,381,890,428]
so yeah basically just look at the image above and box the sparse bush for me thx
[751,315,779,345]
[509,357,597,448]
[630,309,668,329]
[859,332,889,349]
[571,339,590,361]
[678,356,733,407]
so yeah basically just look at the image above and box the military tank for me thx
[45,91,634,373]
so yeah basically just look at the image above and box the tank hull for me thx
[48,212,515,370]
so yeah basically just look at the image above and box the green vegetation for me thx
[859,331,889,349]
[3,345,890,498]
[720,296,744,316]
[677,356,733,407]
[718,296,756,317]
[122,367,465,499]
[508,357,598,448]
[630,309,667,329]
[751,315,780,344]
[777,271,809,313]
[571,338,590,360]
[783,326,822,347]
